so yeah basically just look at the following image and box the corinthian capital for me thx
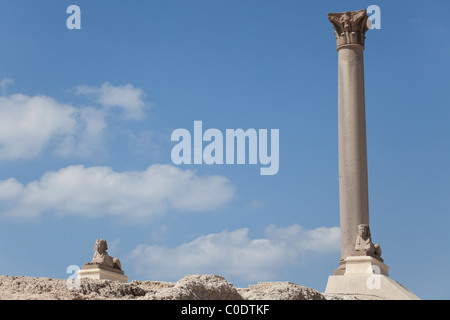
[328,9,369,49]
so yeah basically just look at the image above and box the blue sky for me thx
[0,0,448,300]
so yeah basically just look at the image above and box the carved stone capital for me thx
[328,9,369,49]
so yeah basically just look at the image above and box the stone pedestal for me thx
[326,254,419,299]
[344,256,389,276]
[325,274,420,300]
[78,264,129,283]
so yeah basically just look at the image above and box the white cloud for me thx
[76,82,149,119]
[248,200,264,209]
[107,238,121,256]
[0,94,77,160]
[128,224,340,283]
[0,78,14,93]
[0,82,150,160]
[53,107,107,158]
[0,164,235,221]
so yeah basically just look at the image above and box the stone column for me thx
[325,10,420,299]
[328,9,370,274]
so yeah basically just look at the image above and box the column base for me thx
[344,256,389,276]
[333,259,346,275]
[325,257,419,300]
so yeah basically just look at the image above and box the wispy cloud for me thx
[0,78,14,94]
[53,107,108,158]
[0,164,235,222]
[128,224,340,283]
[0,82,152,160]
[0,94,77,160]
[76,82,150,119]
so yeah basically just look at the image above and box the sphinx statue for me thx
[88,239,122,271]
[79,238,128,282]
[352,224,383,261]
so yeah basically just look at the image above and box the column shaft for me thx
[337,45,370,260]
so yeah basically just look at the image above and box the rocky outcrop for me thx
[148,275,242,300]
[237,282,325,300]
[0,274,380,300]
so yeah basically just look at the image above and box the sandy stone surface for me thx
[0,274,383,300]
[238,281,325,300]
